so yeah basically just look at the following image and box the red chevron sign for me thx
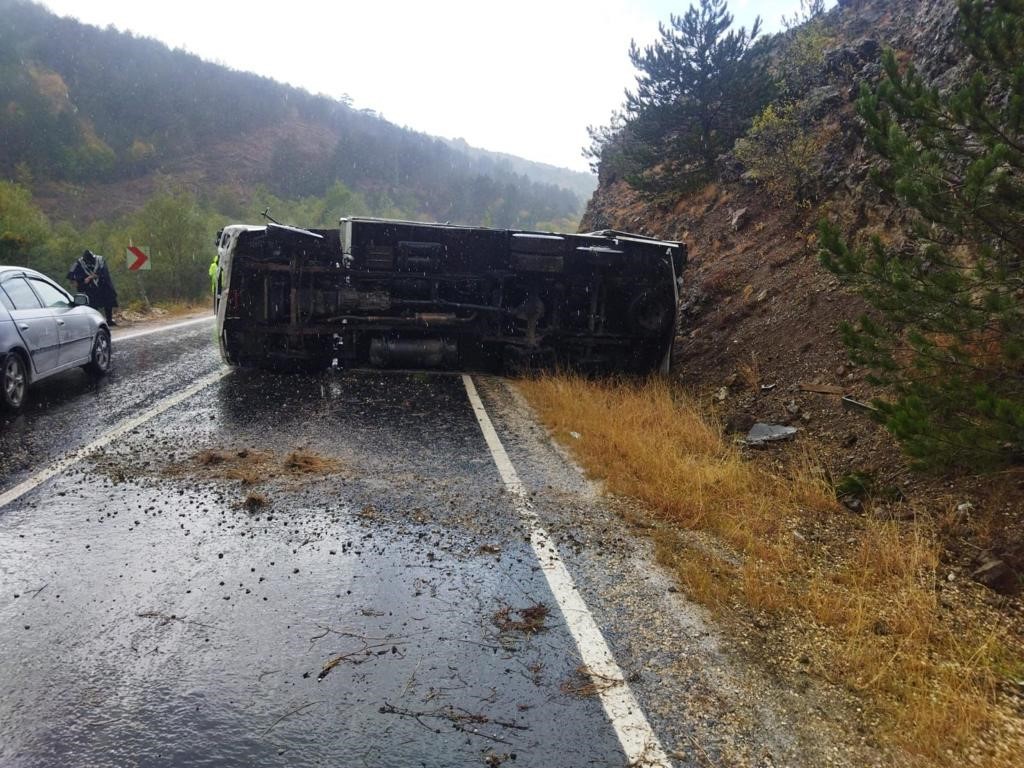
[127,245,151,271]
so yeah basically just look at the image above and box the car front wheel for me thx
[84,329,111,377]
[2,352,28,411]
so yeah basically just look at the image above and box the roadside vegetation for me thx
[1,177,407,306]
[2,179,218,304]
[518,374,1022,767]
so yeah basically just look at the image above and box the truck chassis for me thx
[214,217,686,374]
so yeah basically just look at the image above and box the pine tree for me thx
[821,0,1024,470]
[618,0,773,193]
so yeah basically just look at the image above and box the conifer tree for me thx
[821,0,1024,470]
[618,0,773,192]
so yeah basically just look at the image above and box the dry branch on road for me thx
[378,702,528,745]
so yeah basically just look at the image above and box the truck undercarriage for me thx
[216,218,686,374]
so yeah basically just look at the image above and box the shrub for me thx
[734,102,834,205]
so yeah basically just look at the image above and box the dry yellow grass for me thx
[517,374,1022,767]
[517,375,832,552]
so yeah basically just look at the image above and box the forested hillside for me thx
[0,0,590,230]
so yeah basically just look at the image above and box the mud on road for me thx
[0,324,887,767]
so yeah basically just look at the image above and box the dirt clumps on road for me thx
[242,490,269,511]
[492,602,549,635]
[167,446,346,487]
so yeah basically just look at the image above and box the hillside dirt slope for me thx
[32,119,337,225]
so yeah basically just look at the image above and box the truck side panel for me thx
[218,219,684,374]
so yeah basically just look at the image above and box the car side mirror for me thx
[74,293,90,306]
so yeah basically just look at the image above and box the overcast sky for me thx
[36,0,833,173]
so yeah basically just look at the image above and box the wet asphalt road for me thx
[0,317,662,767]
[0,319,223,487]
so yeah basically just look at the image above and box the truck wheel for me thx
[2,352,29,411]
[219,328,244,366]
[83,329,112,377]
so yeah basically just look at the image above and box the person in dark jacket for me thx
[68,250,118,325]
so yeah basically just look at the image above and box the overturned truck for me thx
[213,217,686,374]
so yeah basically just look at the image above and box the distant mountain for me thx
[0,0,586,229]
[442,137,596,201]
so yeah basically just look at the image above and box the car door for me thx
[1,276,61,376]
[28,276,93,365]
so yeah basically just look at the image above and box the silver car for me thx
[0,266,111,411]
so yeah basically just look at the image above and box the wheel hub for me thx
[4,356,26,406]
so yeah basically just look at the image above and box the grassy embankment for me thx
[517,375,1022,767]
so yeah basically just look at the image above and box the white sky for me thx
[36,0,830,173]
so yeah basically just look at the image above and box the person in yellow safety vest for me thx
[209,251,219,311]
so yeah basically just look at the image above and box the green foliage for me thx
[584,112,628,176]
[776,3,834,97]
[820,0,1024,471]
[0,180,50,265]
[834,469,906,503]
[834,470,875,501]
[246,183,372,230]
[126,191,219,302]
[734,102,835,204]
[600,0,774,194]
[1,181,216,304]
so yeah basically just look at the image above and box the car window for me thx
[29,278,71,308]
[0,288,13,311]
[2,278,42,310]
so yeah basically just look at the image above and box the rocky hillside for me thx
[583,0,1023,583]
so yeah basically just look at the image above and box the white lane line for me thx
[0,368,230,511]
[462,375,672,767]
[113,315,215,342]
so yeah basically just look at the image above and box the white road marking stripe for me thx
[0,368,230,511]
[462,375,672,767]
[113,315,215,342]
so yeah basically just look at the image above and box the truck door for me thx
[1,276,61,375]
